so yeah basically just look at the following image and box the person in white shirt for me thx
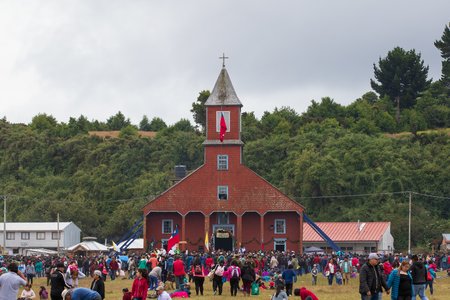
[156,285,172,300]
[0,263,27,300]
[20,284,36,299]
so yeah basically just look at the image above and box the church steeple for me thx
[203,65,243,164]
[205,67,242,107]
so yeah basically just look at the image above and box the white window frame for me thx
[21,232,30,240]
[52,232,60,240]
[36,232,46,240]
[162,219,173,234]
[218,185,228,200]
[216,111,231,132]
[217,155,229,170]
[6,232,15,240]
[274,219,286,234]
[274,238,286,251]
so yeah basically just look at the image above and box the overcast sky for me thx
[1,1,449,126]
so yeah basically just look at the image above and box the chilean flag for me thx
[219,113,227,142]
[167,228,180,251]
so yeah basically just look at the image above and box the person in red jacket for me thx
[109,257,119,281]
[205,255,214,273]
[131,269,149,300]
[173,256,186,290]
[383,259,393,277]
[191,262,205,295]
[294,287,319,300]
[122,288,132,300]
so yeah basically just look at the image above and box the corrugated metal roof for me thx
[205,68,242,106]
[0,222,73,231]
[303,222,390,242]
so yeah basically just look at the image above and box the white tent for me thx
[304,246,324,253]
[116,239,143,250]
[24,248,58,256]
[67,237,108,252]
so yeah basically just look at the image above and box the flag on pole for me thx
[167,228,180,252]
[112,241,119,252]
[219,112,227,142]
[205,231,209,252]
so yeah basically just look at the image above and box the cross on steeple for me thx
[219,53,229,68]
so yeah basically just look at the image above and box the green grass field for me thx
[28,271,449,300]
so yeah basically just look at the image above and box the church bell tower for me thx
[203,64,244,166]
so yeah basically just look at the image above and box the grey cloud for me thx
[0,0,449,125]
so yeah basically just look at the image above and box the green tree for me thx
[30,114,58,131]
[107,111,130,130]
[301,97,347,126]
[190,90,210,131]
[148,117,167,131]
[172,119,195,132]
[434,23,450,91]
[139,115,152,131]
[241,112,263,142]
[119,125,138,138]
[370,47,431,124]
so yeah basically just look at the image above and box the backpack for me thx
[251,282,259,295]
[231,267,239,279]
[427,270,432,281]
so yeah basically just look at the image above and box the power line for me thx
[1,195,153,204]
[1,190,449,204]
[410,191,450,200]
[292,191,407,200]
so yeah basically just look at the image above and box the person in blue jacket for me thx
[62,287,101,300]
[387,261,413,300]
[424,261,436,296]
[281,264,297,296]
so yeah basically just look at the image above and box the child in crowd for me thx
[20,284,36,300]
[311,264,318,285]
[335,271,343,285]
[122,288,132,300]
[294,287,319,300]
[269,280,276,289]
[39,286,49,300]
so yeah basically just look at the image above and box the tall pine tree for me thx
[370,47,431,124]
[434,23,450,93]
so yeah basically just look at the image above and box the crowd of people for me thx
[0,250,448,300]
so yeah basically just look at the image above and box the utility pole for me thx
[3,195,6,255]
[57,213,60,256]
[408,191,412,255]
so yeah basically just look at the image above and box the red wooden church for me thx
[143,66,305,253]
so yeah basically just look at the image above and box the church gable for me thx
[143,163,303,216]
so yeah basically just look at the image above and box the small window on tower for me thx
[217,155,228,170]
[218,186,228,200]
[216,111,230,132]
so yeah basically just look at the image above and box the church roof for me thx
[205,68,242,106]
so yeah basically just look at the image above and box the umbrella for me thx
[118,255,129,262]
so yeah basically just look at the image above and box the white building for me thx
[0,222,81,255]
[303,222,394,254]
